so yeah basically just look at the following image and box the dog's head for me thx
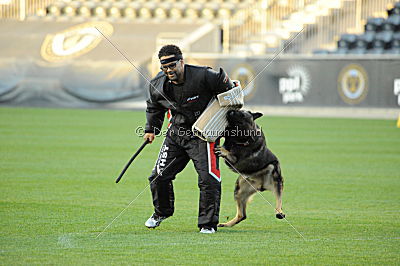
[226,109,263,129]
[224,110,263,145]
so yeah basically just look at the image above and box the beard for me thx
[167,71,178,81]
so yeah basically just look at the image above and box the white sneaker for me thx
[145,213,166,228]
[199,228,216,234]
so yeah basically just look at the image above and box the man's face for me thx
[160,55,184,82]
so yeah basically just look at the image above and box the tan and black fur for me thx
[215,110,285,227]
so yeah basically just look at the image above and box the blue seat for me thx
[349,48,366,54]
[348,37,368,54]
[359,31,375,48]
[367,39,385,54]
[365,17,385,32]
[391,37,400,49]
[337,34,357,50]
[387,48,400,54]
[376,30,394,48]
[387,14,400,31]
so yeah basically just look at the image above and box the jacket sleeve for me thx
[204,67,234,95]
[145,86,167,135]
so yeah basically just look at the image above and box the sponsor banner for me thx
[337,64,368,105]
[230,64,257,101]
[41,22,114,62]
[193,57,400,108]
[279,65,311,104]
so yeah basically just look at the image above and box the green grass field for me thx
[1,107,399,265]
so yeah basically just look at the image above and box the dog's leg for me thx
[218,176,257,227]
[272,164,285,219]
[214,146,237,164]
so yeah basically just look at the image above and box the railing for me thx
[0,0,54,20]
[224,0,397,54]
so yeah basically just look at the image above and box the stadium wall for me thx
[1,55,399,108]
[190,55,400,108]
[0,20,398,108]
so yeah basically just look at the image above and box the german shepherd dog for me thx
[215,110,285,227]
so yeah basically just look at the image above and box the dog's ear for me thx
[251,112,263,120]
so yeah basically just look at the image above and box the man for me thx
[143,44,234,234]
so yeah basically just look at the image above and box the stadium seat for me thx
[338,34,357,49]
[332,47,348,54]
[201,7,216,20]
[387,14,400,31]
[47,4,62,17]
[365,17,385,32]
[92,6,107,18]
[360,30,375,45]
[138,7,153,19]
[61,5,76,17]
[154,7,168,19]
[217,7,232,19]
[375,25,394,48]
[368,39,385,54]
[170,7,183,19]
[122,6,137,19]
[184,7,199,19]
[382,21,395,32]
[392,36,400,48]
[349,37,368,54]
[360,33,375,47]
[108,7,122,18]
[77,6,92,18]
[385,33,400,53]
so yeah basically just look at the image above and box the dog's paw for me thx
[276,213,285,219]
[217,223,225,227]
[214,146,229,158]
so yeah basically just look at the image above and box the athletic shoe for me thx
[145,213,167,228]
[199,227,216,234]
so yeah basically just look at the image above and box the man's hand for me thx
[144,133,155,143]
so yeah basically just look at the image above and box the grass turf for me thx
[0,107,399,265]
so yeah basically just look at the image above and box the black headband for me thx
[160,55,183,65]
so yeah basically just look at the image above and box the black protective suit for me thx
[145,64,233,230]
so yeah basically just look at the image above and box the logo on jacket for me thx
[41,22,113,62]
[279,65,311,104]
[186,95,199,103]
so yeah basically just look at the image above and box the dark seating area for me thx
[315,1,400,55]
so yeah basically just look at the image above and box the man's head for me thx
[158,45,184,83]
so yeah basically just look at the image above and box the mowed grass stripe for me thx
[0,107,399,265]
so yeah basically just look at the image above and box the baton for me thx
[115,139,150,183]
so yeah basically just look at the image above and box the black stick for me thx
[115,139,150,183]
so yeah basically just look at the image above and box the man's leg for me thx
[148,135,189,219]
[186,139,221,231]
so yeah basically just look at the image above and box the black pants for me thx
[148,129,221,230]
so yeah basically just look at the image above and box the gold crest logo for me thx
[41,22,113,62]
[231,64,257,101]
[338,64,368,105]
